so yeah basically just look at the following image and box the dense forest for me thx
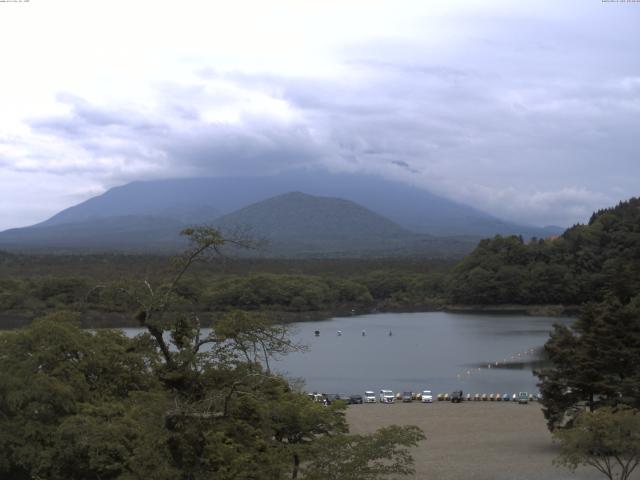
[0,255,451,328]
[448,197,640,306]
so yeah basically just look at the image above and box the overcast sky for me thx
[1,0,639,231]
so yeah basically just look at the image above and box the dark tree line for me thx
[448,198,640,306]
[0,269,449,327]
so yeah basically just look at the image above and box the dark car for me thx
[402,391,413,402]
[451,390,464,403]
[349,394,364,404]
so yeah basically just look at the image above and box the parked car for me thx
[502,393,510,402]
[307,393,325,403]
[451,390,464,403]
[402,391,413,402]
[364,391,377,403]
[349,394,363,404]
[421,390,433,403]
[518,392,529,404]
[379,389,395,404]
[474,393,481,401]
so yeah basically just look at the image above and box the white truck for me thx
[379,389,395,404]
[421,390,433,403]
[364,391,377,403]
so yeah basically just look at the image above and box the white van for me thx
[379,389,395,403]
[421,390,433,403]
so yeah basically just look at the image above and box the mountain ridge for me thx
[31,171,562,238]
[215,191,412,240]
[0,191,476,257]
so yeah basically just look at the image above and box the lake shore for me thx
[443,303,580,317]
[346,402,610,480]
[0,303,577,330]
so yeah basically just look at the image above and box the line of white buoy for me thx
[453,348,538,381]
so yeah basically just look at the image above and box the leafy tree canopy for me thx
[537,295,640,430]
[554,406,640,480]
[448,197,640,306]
[0,227,425,480]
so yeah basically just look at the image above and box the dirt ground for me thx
[346,401,635,480]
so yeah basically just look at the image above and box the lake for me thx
[122,311,570,396]
[272,312,569,396]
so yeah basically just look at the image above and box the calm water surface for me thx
[272,312,570,395]
[122,312,570,396]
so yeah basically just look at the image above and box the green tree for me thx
[554,406,640,480]
[1,227,426,480]
[302,425,425,480]
[537,295,640,430]
[0,312,167,480]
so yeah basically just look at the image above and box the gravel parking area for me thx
[346,401,630,480]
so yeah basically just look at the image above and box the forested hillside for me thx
[0,254,451,328]
[448,198,640,305]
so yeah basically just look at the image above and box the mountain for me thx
[34,171,562,238]
[213,192,470,257]
[0,192,476,257]
[216,192,410,241]
[0,171,563,256]
[0,216,188,253]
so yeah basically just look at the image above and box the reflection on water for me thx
[273,312,571,395]
[464,359,551,371]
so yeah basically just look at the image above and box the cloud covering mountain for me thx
[0,0,638,230]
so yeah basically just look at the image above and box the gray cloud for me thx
[3,1,638,230]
